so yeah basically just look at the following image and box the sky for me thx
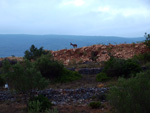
[0,0,150,37]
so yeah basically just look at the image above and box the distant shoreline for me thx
[0,34,144,57]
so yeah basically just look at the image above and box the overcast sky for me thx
[0,0,150,37]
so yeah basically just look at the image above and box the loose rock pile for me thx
[39,87,108,105]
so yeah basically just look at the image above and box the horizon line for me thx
[0,33,144,38]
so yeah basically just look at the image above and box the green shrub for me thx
[107,70,150,113]
[2,60,49,93]
[103,57,141,78]
[46,108,59,113]
[28,100,41,113]
[34,54,64,80]
[96,72,110,82]
[56,68,82,83]
[133,52,150,64]
[24,44,49,60]
[89,101,101,109]
[28,95,53,112]
[34,54,81,83]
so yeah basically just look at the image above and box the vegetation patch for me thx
[28,95,53,113]
[34,54,64,80]
[89,101,101,109]
[1,59,49,93]
[96,72,110,82]
[108,70,150,113]
[55,68,82,83]
[133,52,150,64]
[102,57,142,78]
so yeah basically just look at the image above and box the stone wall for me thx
[78,68,103,75]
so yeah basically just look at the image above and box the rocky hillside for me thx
[51,43,149,65]
[0,43,149,65]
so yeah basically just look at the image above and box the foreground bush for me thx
[28,95,53,112]
[102,57,141,78]
[108,70,150,113]
[24,44,49,60]
[1,60,49,93]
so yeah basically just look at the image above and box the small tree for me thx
[24,45,49,60]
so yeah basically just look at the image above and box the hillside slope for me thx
[52,43,149,65]
[1,43,149,65]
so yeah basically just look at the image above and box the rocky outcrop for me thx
[51,43,149,65]
[0,43,149,66]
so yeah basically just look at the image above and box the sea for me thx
[0,34,144,58]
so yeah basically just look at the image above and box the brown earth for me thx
[51,43,149,65]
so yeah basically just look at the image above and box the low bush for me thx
[27,100,41,113]
[107,70,150,113]
[34,54,64,80]
[96,72,110,82]
[133,52,150,64]
[102,57,141,78]
[28,95,53,112]
[35,54,81,83]
[89,101,101,109]
[1,60,49,93]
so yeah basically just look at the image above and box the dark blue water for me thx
[0,34,144,57]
